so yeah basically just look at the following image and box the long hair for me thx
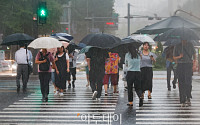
[128,44,139,59]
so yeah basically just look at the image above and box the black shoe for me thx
[139,98,143,107]
[23,88,27,93]
[17,87,20,93]
[72,83,75,88]
[127,103,133,106]
[173,84,176,89]
[168,87,171,91]
[41,95,45,102]
[45,97,48,102]
[68,83,71,88]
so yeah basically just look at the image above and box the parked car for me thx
[76,54,87,71]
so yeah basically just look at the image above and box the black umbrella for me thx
[67,42,80,54]
[162,39,200,47]
[111,37,143,66]
[80,33,121,49]
[2,33,34,45]
[154,27,200,42]
[134,16,200,35]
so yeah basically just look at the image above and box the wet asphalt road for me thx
[0,71,200,125]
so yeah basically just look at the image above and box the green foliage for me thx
[156,42,163,53]
[0,0,62,37]
[153,53,166,70]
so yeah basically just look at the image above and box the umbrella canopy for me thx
[67,42,80,54]
[50,36,70,42]
[134,16,200,35]
[51,33,73,41]
[128,35,155,44]
[2,33,34,45]
[163,39,200,47]
[154,27,200,42]
[28,37,62,49]
[80,33,121,49]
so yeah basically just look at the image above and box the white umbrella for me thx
[28,37,62,49]
[129,35,155,44]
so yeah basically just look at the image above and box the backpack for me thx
[39,52,50,71]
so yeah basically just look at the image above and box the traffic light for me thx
[38,2,47,24]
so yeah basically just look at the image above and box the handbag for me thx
[39,52,50,71]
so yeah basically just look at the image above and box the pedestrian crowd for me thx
[15,39,196,107]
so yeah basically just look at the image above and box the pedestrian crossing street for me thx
[135,79,200,125]
[0,82,119,125]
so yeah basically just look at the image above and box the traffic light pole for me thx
[127,3,131,36]
[32,0,39,75]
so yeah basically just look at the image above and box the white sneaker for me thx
[96,98,101,101]
[92,91,98,100]
[54,91,59,95]
[59,92,64,97]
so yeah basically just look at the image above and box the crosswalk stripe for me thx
[8,105,116,108]
[136,122,200,125]
[13,102,116,105]
[0,112,115,114]
[3,108,115,111]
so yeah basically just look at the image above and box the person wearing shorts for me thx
[103,52,120,96]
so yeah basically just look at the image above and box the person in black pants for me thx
[173,40,196,107]
[35,49,55,102]
[125,45,143,107]
[86,48,109,100]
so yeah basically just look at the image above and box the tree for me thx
[0,0,62,37]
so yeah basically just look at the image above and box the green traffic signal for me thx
[40,9,46,17]
[38,2,47,24]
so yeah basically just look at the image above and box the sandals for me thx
[127,103,133,106]
[148,95,152,99]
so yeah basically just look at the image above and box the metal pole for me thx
[127,3,130,36]
[68,1,71,34]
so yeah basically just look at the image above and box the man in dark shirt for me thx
[173,40,196,107]
[86,48,109,100]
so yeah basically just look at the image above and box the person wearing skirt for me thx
[54,46,70,96]
[140,42,156,99]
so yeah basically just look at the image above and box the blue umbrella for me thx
[51,33,73,41]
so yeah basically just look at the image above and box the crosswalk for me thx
[135,78,200,125]
[0,74,119,125]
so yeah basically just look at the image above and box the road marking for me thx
[4,108,115,111]
[8,105,116,108]
[13,102,116,105]
[0,111,115,114]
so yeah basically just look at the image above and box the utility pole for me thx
[127,3,131,36]
[32,0,39,75]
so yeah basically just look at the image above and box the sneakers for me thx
[139,98,143,107]
[181,103,187,107]
[186,99,191,106]
[68,83,71,89]
[92,91,98,100]
[105,93,108,96]
[96,98,101,101]
[173,83,176,89]
[54,91,59,95]
[59,92,64,97]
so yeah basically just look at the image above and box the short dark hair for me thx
[19,43,25,47]
[143,42,150,46]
